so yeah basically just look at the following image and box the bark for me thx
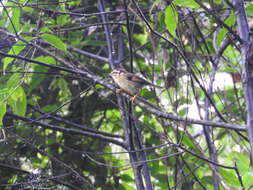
[234,0,253,161]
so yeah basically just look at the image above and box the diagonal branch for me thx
[6,113,126,148]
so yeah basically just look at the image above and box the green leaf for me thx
[47,137,56,145]
[83,40,107,46]
[217,28,228,45]
[164,6,178,37]
[182,135,194,148]
[121,174,133,182]
[42,105,58,112]
[0,102,7,126]
[133,33,148,45]
[242,172,253,188]
[67,0,81,6]
[95,84,103,89]
[40,27,52,33]
[34,56,56,65]
[34,153,49,168]
[7,73,21,89]
[120,183,135,190]
[228,152,250,175]
[8,87,27,116]
[222,66,237,73]
[224,45,240,65]
[0,88,9,126]
[178,107,188,116]
[56,15,70,26]
[17,0,27,3]
[173,0,200,8]
[217,13,235,47]
[41,33,67,52]
[7,8,20,33]
[247,3,253,15]
[236,161,249,175]
[220,168,240,187]
[3,41,26,70]
[199,176,213,185]
[28,56,56,93]
[8,175,18,184]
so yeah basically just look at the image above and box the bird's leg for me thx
[130,89,141,102]
[130,94,138,102]
[116,88,138,102]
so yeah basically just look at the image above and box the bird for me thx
[109,67,162,102]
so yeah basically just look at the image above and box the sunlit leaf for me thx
[173,0,200,8]
[0,88,9,126]
[164,5,178,37]
[7,8,20,33]
[242,172,253,188]
[41,33,67,52]
[7,73,21,89]
[217,13,235,47]
[8,86,27,116]
[134,33,148,45]
[220,168,240,187]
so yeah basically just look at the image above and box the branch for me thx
[234,0,253,159]
[6,113,126,148]
[0,163,79,190]
[29,105,123,139]
[138,100,246,131]
[97,1,148,189]
[98,0,117,68]
[68,46,109,62]
[0,52,246,131]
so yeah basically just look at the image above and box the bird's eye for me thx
[111,71,119,75]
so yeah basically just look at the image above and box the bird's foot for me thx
[130,94,138,102]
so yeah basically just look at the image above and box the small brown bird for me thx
[110,67,161,102]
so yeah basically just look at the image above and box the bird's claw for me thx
[130,95,137,102]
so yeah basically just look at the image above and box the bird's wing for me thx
[126,73,151,85]
[126,73,162,88]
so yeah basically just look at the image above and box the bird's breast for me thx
[113,77,140,95]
